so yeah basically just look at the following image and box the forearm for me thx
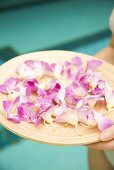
[110,35,114,48]
[95,35,114,65]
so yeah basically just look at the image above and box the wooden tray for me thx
[0,50,114,146]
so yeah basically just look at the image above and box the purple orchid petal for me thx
[66,68,72,79]
[98,118,114,131]
[34,116,42,126]
[92,86,103,95]
[71,57,82,66]
[37,88,46,97]
[92,110,114,131]
[46,79,61,95]
[87,60,103,70]
[17,102,34,121]
[0,85,8,93]
[77,107,95,125]
[24,60,34,68]
[3,99,21,123]
[3,100,13,113]
[7,113,20,123]
[3,96,20,113]
[0,77,20,94]
[41,61,53,72]
[36,96,52,114]
[92,80,105,95]
[85,94,104,107]
[53,63,64,78]
[55,108,78,126]
[25,79,38,94]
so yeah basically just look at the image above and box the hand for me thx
[87,125,114,150]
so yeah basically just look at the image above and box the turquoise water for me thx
[0,140,88,170]
[73,37,110,55]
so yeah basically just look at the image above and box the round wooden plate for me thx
[0,50,114,146]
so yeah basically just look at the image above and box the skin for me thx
[88,35,114,170]
[88,125,114,150]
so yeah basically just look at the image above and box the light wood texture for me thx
[0,50,114,146]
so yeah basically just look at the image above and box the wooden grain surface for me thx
[0,50,114,146]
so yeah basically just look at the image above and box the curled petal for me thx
[17,102,34,121]
[3,97,19,113]
[0,77,20,94]
[34,116,42,126]
[87,72,102,89]
[85,94,104,107]
[77,107,96,127]
[7,113,20,123]
[55,108,78,126]
[3,99,20,123]
[92,109,114,131]
[92,80,105,95]
[53,63,64,78]
[24,60,35,68]
[57,86,65,103]
[51,105,66,117]
[42,111,53,124]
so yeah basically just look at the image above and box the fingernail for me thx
[100,132,109,141]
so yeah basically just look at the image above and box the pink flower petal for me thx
[3,100,13,113]
[3,99,21,123]
[85,94,104,107]
[0,77,20,94]
[77,107,96,126]
[87,60,103,70]
[24,60,35,68]
[71,57,82,66]
[55,108,78,126]
[25,79,38,94]
[92,109,114,131]
[7,113,20,123]
[17,102,34,121]
[53,63,64,78]
[34,116,42,126]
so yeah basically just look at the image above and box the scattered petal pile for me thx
[0,57,114,133]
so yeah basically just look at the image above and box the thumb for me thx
[100,125,114,141]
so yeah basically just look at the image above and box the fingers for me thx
[87,125,114,150]
[100,125,114,141]
[87,140,114,150]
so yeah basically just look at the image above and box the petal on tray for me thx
[92,109,114,131]
[0,77,20,94]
